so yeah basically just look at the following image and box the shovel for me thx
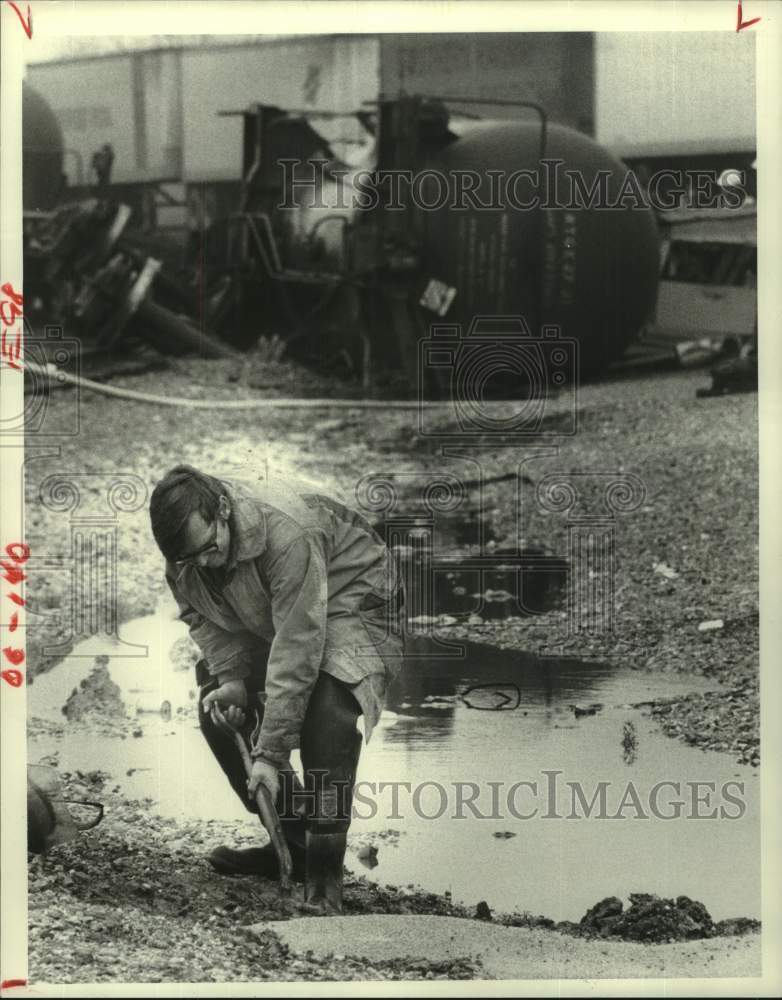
[210,703,293,894]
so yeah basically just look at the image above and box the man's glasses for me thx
[175,522,219,566]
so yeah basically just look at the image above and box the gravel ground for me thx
[22,356,759,983]
[28,775,484,983]
[26,358,758,760]
[27,771,759,984]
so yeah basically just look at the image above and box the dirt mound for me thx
[565,893,718,942]
[714,916,761,936]
[62,658,125,722]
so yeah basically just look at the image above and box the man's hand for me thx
[202,678,247,712]
[247,759,280,803]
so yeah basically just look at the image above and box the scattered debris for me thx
[479,589,514,604]
[653,561,679,580]
[24,198,238,379]
[648,676,759,766]
[350,829,404,854]
[356,845,379,869]
[714,917,762,936]
[569,703,603,718]
[135,699,173,721]
[697,340,758,398]
[475,900,493,921]
[621,721,638,764]
[435,614,458,627]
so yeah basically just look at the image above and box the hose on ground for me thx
[26,361,445,410]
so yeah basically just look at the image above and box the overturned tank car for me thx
[199,96,660,391]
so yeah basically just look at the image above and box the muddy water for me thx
[355,638,759,922]
[28,604,759,923]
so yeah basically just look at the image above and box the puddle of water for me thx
[28,609,759,923]
[28,598,255,827]
[352,639,758,922]
[396,547,567,620]
[28,595,197,722]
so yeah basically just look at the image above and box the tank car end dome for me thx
[23,82,65,211]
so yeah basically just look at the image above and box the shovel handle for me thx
[209,704,293,892]
[254,782,293,892]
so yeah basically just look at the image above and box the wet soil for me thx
[22,357,760,981]
[25,359,758,764]
[28,770,758,984]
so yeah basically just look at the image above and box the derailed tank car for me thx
[416,117,660,375]
[205,96,659,387]
[22,66,660,389]
[23,83,65,211]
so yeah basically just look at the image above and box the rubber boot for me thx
[209,765,307,880]
[304,830,348,914]
[304,730,362,914]
[209,827,306,880]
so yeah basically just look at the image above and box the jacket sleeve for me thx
[164,565,253,683]
[251,531,328,764]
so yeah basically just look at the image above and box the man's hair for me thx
[149,464,225,562]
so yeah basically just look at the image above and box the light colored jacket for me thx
[165,476,403,763]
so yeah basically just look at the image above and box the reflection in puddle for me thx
[426,549,567,619]
[28,607,759,923]
[357,638,758,922]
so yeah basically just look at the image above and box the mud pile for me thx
[62,658,125,722]
[559,893,759,943]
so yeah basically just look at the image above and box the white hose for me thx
[29,361,446,410]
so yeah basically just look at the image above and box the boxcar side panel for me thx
[180,36,380,182]
[596,32,756,156]
[140,50,184,180]
[27,56,137,185]
[379,33,595,134]
[27,51,184,184]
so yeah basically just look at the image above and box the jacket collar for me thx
[223,479,267,572]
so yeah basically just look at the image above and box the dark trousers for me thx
[197,664,362,835]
